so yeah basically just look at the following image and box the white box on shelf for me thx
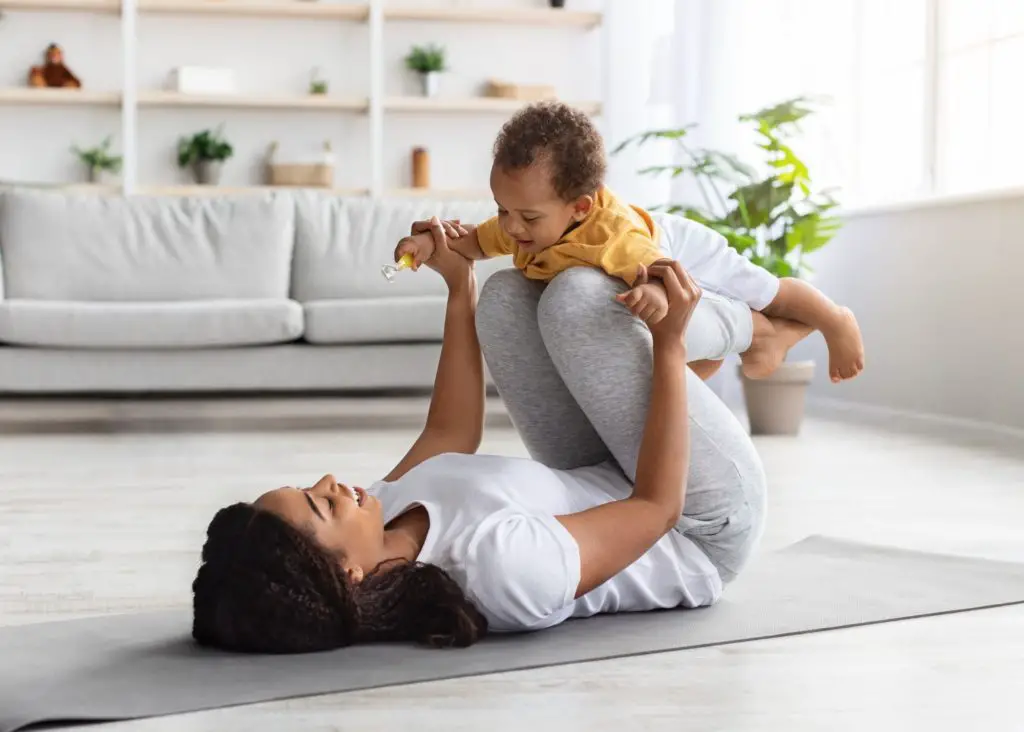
[169,67,236,95]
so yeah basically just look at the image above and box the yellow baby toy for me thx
[381,253,415,283]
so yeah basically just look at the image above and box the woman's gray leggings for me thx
[476,267,768,583]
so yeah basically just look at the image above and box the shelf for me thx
[0,87,121,106]
[137,0,367,19]
[384,5,601,28]
[0,181,120,193]
[385,97,601,115]
[137,90,368,111]
[0,0,119,13]
[388,187,491,199]
[135,184,369,196]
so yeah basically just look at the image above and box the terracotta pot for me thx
[739,360,814,436]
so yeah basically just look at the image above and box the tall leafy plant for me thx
[613,97,841,278]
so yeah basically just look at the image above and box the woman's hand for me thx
[411,217,469,240]
[420,216,475,294]
[642,259,702,346]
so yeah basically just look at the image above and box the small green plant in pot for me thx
[177,126,233,185]
[614,97,842,435]
[71,135,122,184]
[404,43,446,98]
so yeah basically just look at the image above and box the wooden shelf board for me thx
[384,5,601,28]
[385,96,601,115]
[0,181,121,193]
[387,187,491,199]
[0,87,120,105]
[135,184,369,196]
[137,0,367,19]
[137,90,368,111]
[0,0,119,13]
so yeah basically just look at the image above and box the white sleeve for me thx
[463,513,580,632]
[654,212,780,311]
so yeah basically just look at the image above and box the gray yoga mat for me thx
[3,535,1024,732]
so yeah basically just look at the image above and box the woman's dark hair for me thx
[192,502,487,653]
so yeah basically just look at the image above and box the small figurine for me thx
[28,43,81,89]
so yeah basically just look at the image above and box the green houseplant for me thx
[404,43,447,98]
[614,96,842,435]
[177,126,234,185]
[71,136,122,184]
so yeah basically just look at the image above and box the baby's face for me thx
[489,162,592,253]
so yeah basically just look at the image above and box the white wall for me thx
[0,0,674,196]
[704,194,1024,432]
[785,194,1024,430]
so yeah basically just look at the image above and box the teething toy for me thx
[381,253,415,282]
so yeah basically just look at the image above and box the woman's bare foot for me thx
[690,359,724,381]
[823,306,864,382]
[740,312,814,379]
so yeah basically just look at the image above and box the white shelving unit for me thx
[0,0,607,197]
[137,90,370,111]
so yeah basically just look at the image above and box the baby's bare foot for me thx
[741,313,814,379]
[824,306,864,382]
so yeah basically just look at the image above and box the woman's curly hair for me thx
[191,502,488,653]
[492,100,606,201]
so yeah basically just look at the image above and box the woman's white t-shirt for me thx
[366,452,722,633]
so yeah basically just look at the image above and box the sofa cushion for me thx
[290,193,511,302]
[303,297,445,344]
[0,189,295,301]
[0,299,303,349]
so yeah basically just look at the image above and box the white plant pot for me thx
[739,360,814,436]
[420,71,440,98]
[86,166,114,184]
[191,160,223,185]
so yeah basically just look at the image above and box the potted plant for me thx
[71,135,122,183]
[614,97,842,435]
[309,66,329,95]
[177,126,233,185]
[404,43,447,98]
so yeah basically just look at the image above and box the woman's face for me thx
[254,474,385,581]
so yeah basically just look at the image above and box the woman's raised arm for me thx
[384,218,485,482]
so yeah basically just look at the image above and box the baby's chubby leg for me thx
[758,278,864,383]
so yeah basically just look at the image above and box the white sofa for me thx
[0,188,508,394]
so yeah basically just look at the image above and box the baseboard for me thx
[0,394,513,434]
[807,396,1024,445]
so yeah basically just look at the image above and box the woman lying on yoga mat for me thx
[192,217,769,653]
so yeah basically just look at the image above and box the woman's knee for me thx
[477,269,538,335]
[537,268,635,343]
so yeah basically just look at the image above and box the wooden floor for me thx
[1,402,1022,731]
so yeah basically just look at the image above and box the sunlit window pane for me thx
[989,37,1024,187]
[857,65,927,200]
[940,0,994,53]
[937,48,991,193]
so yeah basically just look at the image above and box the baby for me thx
[396,101,864,383]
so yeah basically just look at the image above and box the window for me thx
[680,0,1020,207]
[937,0,1024,194]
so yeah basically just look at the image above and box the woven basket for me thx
[265,141,334,188]
[485,79,557,101]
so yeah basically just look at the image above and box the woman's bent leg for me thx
[477,269,611,470]
[537,268,767,582]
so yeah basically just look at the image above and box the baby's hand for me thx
[393,231,436,271]
[616,282,669,325]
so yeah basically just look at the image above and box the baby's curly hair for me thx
[492,101,606,202]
